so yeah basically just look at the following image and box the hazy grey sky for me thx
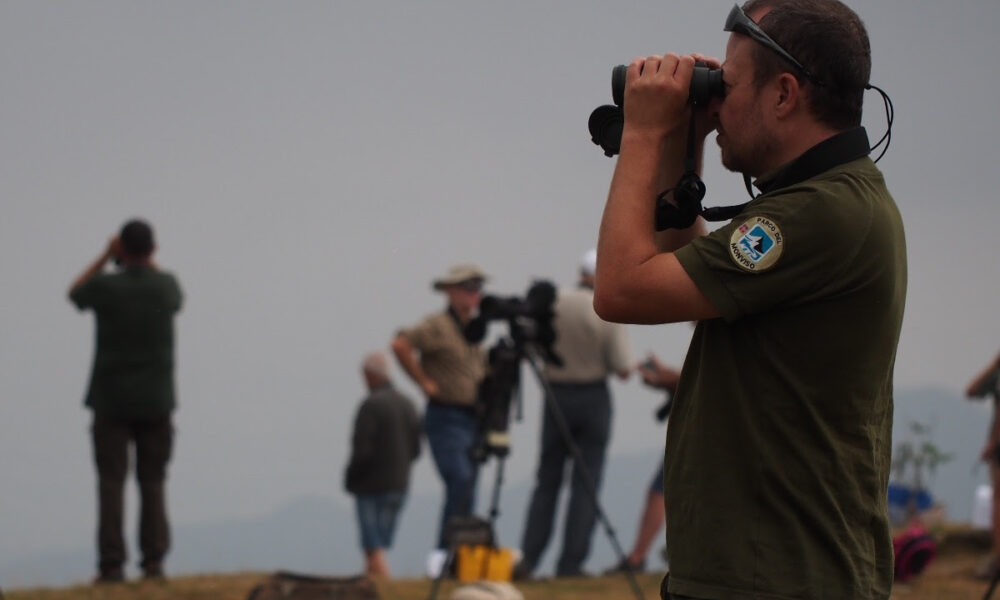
[2,0,998,583]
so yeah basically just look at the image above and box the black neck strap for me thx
[757,127,871,194]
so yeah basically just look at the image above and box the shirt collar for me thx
[753,127,871,195]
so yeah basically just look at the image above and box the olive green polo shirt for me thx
[70,266,183,421]
[400,311,485,406]
[666,150,906,599]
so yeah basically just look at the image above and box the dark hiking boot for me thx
[93,568,125,584]
[142,563,166,581]
[554,567,594,579]
[512,562,534,581]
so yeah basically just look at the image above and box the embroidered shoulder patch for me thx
[729,216,784,272]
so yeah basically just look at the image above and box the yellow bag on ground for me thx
[455,545,513,583]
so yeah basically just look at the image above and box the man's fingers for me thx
[661,53,680,74]
[690,53,722,70]
[675,54,695,79]
[642,55,662,75]
[627,57,644,82]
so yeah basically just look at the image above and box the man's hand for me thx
[623,53,697,141]
[105,236,121,262]
[420,378,440,398]
[391,334,441,399]
[638,354,681,392]
[68,235,119,295]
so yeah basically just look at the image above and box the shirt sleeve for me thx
[399,315,442,353]
[167,273,183,313]
[675,185,875,322]
[69,274,107,311]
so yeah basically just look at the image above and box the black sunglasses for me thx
[724,4,824,86]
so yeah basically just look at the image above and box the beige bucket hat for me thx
[432,263,489,291]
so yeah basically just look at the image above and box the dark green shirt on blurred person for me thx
[70,266,183,421]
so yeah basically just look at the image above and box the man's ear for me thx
[774,72,801,118]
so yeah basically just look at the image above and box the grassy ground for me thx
[5,559,999,600]
[6,530,999,600]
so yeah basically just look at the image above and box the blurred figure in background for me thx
[391,264,489,565]
[68,219,182,583]
[967,350,1000,579]
[344,351,422,578]
[515,249,632,579]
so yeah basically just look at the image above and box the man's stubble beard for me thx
[718,100,779,177]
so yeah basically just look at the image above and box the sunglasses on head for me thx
[724,4,823,86]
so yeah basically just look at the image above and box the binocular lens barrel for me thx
[611,62,724,108]
[590,61,723,157]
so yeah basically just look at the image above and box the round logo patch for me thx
[729,216,784,272]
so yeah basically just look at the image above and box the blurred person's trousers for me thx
[424,402,479,549]
[355,491,405,551]
[91,413,173,575]
[520,381,611,576]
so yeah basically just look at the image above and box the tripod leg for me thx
[482,458,506,581]
[426,548,454,600]
[985,565,1000,600]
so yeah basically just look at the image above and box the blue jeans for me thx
[355,491,405,551]
[424,403,480,549]
[520,381,611,576]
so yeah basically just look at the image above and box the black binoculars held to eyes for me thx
[589,62,724,157]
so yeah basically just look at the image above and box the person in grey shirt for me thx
[515,249,632,579]
[344,351,422,578]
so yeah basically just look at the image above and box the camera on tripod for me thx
[465,280,563,463]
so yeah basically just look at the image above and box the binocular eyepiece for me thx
[589,62,724,157]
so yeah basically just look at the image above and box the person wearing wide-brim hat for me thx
[430,264,488,292]
[391,263,489,559]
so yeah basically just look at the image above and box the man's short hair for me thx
[742,0,871,130]
[362,351,390,381]
[119,219,155,258]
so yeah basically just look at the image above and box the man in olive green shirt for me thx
[69,219,182,583]
[593,2,904,599]
[392,264,488,554]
